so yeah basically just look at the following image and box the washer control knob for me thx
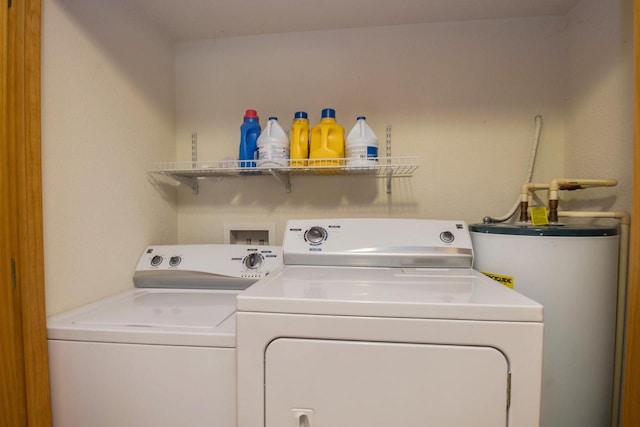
[150,255,163,267]
[305,226,327,244]
[244,252,264,270]
[169,256,182,267]
[440,231,455,244]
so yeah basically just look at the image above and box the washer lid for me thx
[237,265,543,322]
[47,289,238,347]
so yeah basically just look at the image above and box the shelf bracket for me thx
[386,125,393,194]
[186,132,200,194]
[267,169,291,193]
[170,173,199,194]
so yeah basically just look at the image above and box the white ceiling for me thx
[124,0,582,41]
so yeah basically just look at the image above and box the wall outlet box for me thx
[224,222,276,245]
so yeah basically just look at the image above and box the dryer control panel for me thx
[283,218,473,268]
[133,244,282,290]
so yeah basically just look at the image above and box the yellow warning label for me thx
[529,206,549,226]
[481,272,515,289]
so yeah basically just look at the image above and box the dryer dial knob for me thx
[244,252,264,270]
[440,231,455,243]
[305,227,327,244]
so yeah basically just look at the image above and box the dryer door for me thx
[265,338,509,427]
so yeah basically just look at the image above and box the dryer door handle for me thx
[293,408,314,427]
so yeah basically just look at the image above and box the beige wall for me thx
[564,0,634,212]
[41,0,633,313]
[175,17,569,244]
[41,0,177,315]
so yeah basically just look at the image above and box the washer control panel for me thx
[134,244,282,289]
[284,218,473,268]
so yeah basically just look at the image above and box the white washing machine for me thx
[47,244,282,427]
[236,218,544,427]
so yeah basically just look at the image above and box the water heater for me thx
[470,224,619,427]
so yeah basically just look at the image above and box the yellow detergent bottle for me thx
[290,111,309,167]
[309,108,345,169]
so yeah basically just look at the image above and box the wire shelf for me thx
[151,156,418,177]
[150,156,420,194]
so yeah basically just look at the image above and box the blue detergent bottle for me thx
[239,109,261,168]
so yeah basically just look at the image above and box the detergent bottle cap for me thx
[357,116,366,120]
[294,111,308,119]
[321,108,336,119]
[268,116,278,121]
[244,109,259,119]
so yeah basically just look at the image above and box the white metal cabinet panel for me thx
[48,340,236,427]
[265,338,508,426]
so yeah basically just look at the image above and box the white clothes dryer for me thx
[47,244,281,427]
[236,219,544,427]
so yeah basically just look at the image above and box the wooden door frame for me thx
[621,0,640,425]
[2,0,51,425]
[1,0,28,424]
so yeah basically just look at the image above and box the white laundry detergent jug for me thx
[346,116,378,167]
[257,116,289,167]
